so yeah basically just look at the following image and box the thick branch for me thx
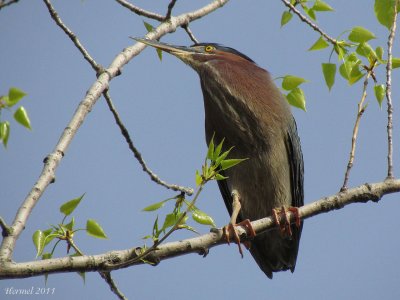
[0,0,229,263]
[1,179,398,279]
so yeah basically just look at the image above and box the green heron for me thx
[135,38,304,279]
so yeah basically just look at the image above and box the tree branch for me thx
[1,179,398,279]
[280,0,338,46]
[385,1,398,179]
[182,24,199,44]
[115,0,165,21]
[341,70,373,191]
[42,0,100,73]
[0,0,19,10]
[103,90,194,195]
[0,0,229,263]
[165,0,177,20]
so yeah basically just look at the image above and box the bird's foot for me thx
[222,219,256,258]
[272,206,301,237]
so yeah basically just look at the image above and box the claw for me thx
[223,219,256,258]
[272,206,301,237]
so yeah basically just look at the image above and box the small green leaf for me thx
[334,44,347,60]
[348,26,376,43]
[60,194,84,216]
[7,87,26,107]
[220,158,247,170]
[192,209,216,227]
[392,57,400,69]
[161,212,186,232]
[313,0,334,11]
[42,252,52,260]
[374,0,398,29]
[0,121,10,148]
[374,84,386,107]
[206,137,215,160]
[308,36,329,51]
[215,173,228,181]
[143,21,154,32]
[33,230,45,256]
[213,138,225,161]
[356,42,375,58]
[143,200,166,212]
[376,46,384,61]
[286,87,307,111]
[214,148,232,166]
[304,7,316,20]
[65,217,75,231]
[195,170,203,186]
[281,11,293,27]
[13,106,31,130]
[86,219,107,239]
[282,75,308,91]
[322,63,336,91]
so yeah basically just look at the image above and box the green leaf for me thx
[60,194,84,216]
[0,121,10,148]
[376,46,384,61]
[281,11,293,27]
[322,63,336,90]
[195,170,203,186]
[65,217,75,231]
[304,7,316,20]
[33,230,45,256]
[308,36,329,51]
[392,57,400,68]
[213,138,225,161]
[86,219,107,239]
[282,75,307,91]
[13,106,31,130]
[313,0,334,11]
[192,209,216,227]
[374,0,399,29]
[334,44,347,60]
[161,212,186,232]
[143,200,167,211]
[348,26,376,43]
[374,84,386,107]
[214,148,232,166]
[206,137,215,160]
[143,21,154,32]
[42,252,52,260]
[220,158,247,170]
[215,173,228,181]
[286,87,307,111]
[7,87,26,107]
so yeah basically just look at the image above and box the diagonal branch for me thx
[1,179,399,279]
[115,0,165,21]
[385,2,398,180]
[0,0,19,10]
[0,0,230,263]
[103,90,194,195]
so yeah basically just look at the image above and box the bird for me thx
[135,38,304,279]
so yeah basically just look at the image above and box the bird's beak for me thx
[132,37,200,60]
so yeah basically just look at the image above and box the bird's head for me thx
[133,38,255,71]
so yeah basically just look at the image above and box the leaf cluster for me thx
[0,87,31,148]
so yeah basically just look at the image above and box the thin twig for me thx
[182,24,199,44]
[280,0,338,46]
[42,0,100,73]
[103,90,194,195]
[385,2,398,179]
[115,0,165,21]
[0,217,11,237]
[0,0,19,10]
[341,71,373,191]
[165,0,177,20]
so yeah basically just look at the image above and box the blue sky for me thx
[1,1,399,299]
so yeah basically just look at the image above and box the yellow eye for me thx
[205,45,215,52]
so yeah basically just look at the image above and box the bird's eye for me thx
[205,45,215,52]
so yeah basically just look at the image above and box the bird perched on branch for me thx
[135,38,304,279]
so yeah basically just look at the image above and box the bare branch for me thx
[115,0,165,22]
[99,272,127,300]
[385,2,398,179]
[0,0,19,10]
[182,24,199,44]
[0,217,11,237]
[1,179,399,279]
[42,0,100,73]
[0,0,229,262]
[280,0,338,46]
[103,91,194,195]
[165,0,178,20]
[341,70,373,191]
